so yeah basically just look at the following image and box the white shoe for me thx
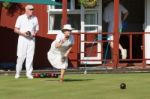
[121,49,127,59]
[15,74,20,79]
[26,75,33,79]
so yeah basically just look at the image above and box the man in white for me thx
[14,5,39,79]
[103,0,128,59]
[145,26,150,64]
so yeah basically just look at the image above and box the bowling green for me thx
[0,73,150,99]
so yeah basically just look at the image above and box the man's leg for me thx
[25,42,35,79]
[108,35,113,63]
[15,56,25,79]
[109,36,127,59]
[15,38,27,79]
[119,44,127,59]
[60,69,65,83]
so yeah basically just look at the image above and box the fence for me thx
[76,32,148,68]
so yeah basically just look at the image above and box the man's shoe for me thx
[27,75,33,79]
[15,74,20,79]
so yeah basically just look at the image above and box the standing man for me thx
[14,5,39,79]
[103,0,128,59]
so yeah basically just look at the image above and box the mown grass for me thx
[0,73,150,99]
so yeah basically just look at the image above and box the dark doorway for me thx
[121,0,145,32]
[102,0,145,61]
[120,0,144,60]
[102,0,145,32]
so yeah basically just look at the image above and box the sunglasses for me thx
[29,9,34,11]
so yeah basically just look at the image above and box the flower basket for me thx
[2,2,12,9]
[79,0,97,8]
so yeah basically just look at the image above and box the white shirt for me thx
[55,32,74,44]
[15,14,39,56]
[15,14,39,34]
[103,2,128,32]
[49,32,74,54]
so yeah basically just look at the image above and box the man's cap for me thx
[25,5,34,10]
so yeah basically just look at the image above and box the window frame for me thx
[47,0,80,34]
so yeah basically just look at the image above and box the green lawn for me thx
[0,73,150,99]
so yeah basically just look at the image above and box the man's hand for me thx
[55,39,66,48]
[14,28,28,37]
[31,33,36,37]
[60,39,66,44]
[61,56,67,63]
[25,31,36,39]
[21,32,29,37]
[26,31,31,36]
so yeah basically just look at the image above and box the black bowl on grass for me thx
[120,83,126,89]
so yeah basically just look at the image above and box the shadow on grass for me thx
[64,78,94,82]
[46,78,94,82]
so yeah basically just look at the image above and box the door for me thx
[80,0,102,64]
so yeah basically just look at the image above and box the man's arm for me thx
[123,11,129,21]
[32,17,39,37]
[61,45,73,62]
[55,40,65,48]
[14,27,27,37]
[64,45,73,57]
[14,16,28,37]
[120,4,129,21]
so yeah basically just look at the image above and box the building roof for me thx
[0,0,62,5]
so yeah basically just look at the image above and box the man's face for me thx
[26,9,34,16]
[64,30,71,38]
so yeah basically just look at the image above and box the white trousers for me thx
[16,36,35,76]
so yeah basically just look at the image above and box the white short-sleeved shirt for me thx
[15,14,39,34]
[51,32,74,54]
[15,14,39,57]
[103,1,128,32]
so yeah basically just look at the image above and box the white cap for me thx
[25,5,34,10]
[62,24,74,31]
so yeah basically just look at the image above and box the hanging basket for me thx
[2,2,12,9]
[79,0,97,8]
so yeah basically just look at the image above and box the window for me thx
[48,0,80,34]
[50,0,80,10]
[84,12,98,32]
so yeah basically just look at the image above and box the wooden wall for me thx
[0,3,78,69]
